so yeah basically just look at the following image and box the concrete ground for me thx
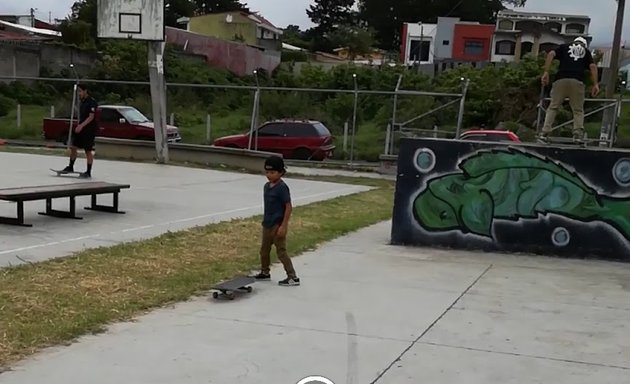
[1,221,629,383]
[0,151,370,267]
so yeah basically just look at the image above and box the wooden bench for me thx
[0,182,131,227]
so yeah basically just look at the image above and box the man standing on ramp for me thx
[539,36,600,143]
[61,84,98,178]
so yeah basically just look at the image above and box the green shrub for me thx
[0,95,16,117]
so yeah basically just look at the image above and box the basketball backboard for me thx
[97,0,165,41]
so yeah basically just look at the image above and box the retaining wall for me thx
[390,138,630,261]
[94,138,277,173]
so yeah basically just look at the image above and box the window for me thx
[545,22,561,33]
[442,40,450,45]
[498,19,513,30]
[408,39,431,62]
[257,123,286,137]
[313,122,331,136]
[565,23,585,34]
[100,108,121,123]
[495,40,516,55]
[288,123,319,137]
[461,134,486,141]
[118,107,149,123]
[464,40,484,56]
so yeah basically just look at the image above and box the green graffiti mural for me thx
[413,148,630,241]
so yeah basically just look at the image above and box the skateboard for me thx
[50,168,86,177]
[537,137,590,148]
[211,275,256,300]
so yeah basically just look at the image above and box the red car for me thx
[460,129,521,142]
[42,105,182,144]
[213,119,336,161]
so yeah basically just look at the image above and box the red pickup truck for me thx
[42,105,182,144]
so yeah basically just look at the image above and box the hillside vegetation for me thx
[1,41,627,160]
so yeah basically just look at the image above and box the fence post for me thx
[455,78,470,139]
[170,112,175,126]
[17,104,21,128]
[350,73,358,163]
[343,121,349,153]
[50,105,55,118]
[206,114,212,144]
[384,123,391,154]
[248,70,261,151]
[389,74,403,155]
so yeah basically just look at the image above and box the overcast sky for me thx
[1,0,626,46]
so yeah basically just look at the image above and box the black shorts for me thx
[72,127,96,151]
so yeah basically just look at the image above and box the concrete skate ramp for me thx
[391,137,630,261]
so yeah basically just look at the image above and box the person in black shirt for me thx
[539,36,599,143]
[250,156,300,286]
[62,84,98,178]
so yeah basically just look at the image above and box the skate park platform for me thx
[390,138,630,262]
[0,151,371,267]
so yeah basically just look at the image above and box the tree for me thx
[328,25,377,60]
[358,0,528,52]
[192,0,247,15]
[307,0,355,35]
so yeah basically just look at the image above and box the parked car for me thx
[42,105,182,144]
[460,129,521,142]
[213,119,336,161]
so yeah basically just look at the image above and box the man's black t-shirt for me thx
[554,43,594,83]
[79,96,98,132]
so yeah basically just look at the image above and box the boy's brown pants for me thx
[260,224,297,278]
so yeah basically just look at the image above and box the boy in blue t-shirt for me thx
[251,156,300,286]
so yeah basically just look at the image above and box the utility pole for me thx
[599,0,626,146]
[30,8,35,27]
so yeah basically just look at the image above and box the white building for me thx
[491,10,591,63]
[401,22,438,65]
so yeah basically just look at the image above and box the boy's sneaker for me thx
[278,277,300,286]
[79,172,91,179]
[62,166,74,173]
[251,272,271,280]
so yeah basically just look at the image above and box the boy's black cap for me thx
[264,155,286,172]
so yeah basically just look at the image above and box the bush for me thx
[0,95,16,117]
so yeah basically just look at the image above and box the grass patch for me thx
[0,179,394,368]
[0,105,49,140]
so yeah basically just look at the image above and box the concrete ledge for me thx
[94,138,278,172]
[379,154,398,175]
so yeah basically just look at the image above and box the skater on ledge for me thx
[61,84,98,178]
[539,36,600,144]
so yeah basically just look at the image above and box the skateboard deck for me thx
[211,275,256,300]
[50,168,84,177]
[537,137,591,148]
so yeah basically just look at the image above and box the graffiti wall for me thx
[390,138,630,261]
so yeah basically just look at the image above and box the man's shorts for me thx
[72,127,96,151]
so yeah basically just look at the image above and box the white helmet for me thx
[574,36,588,47]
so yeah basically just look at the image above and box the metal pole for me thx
[350,73,358,163]
[389,74,403,155]
[148,41,169,163]
[599,0,625,147]
[206,114,212,144]
[455,78,470,139]
[343,121,349,153]
[67,63,80,150]
[248,70,260,151]
[0,75,465,97]
[16,104,21,128]
[384,123,391,153]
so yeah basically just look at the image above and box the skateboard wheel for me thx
[246,287,253,292]
[212,292,219,299]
